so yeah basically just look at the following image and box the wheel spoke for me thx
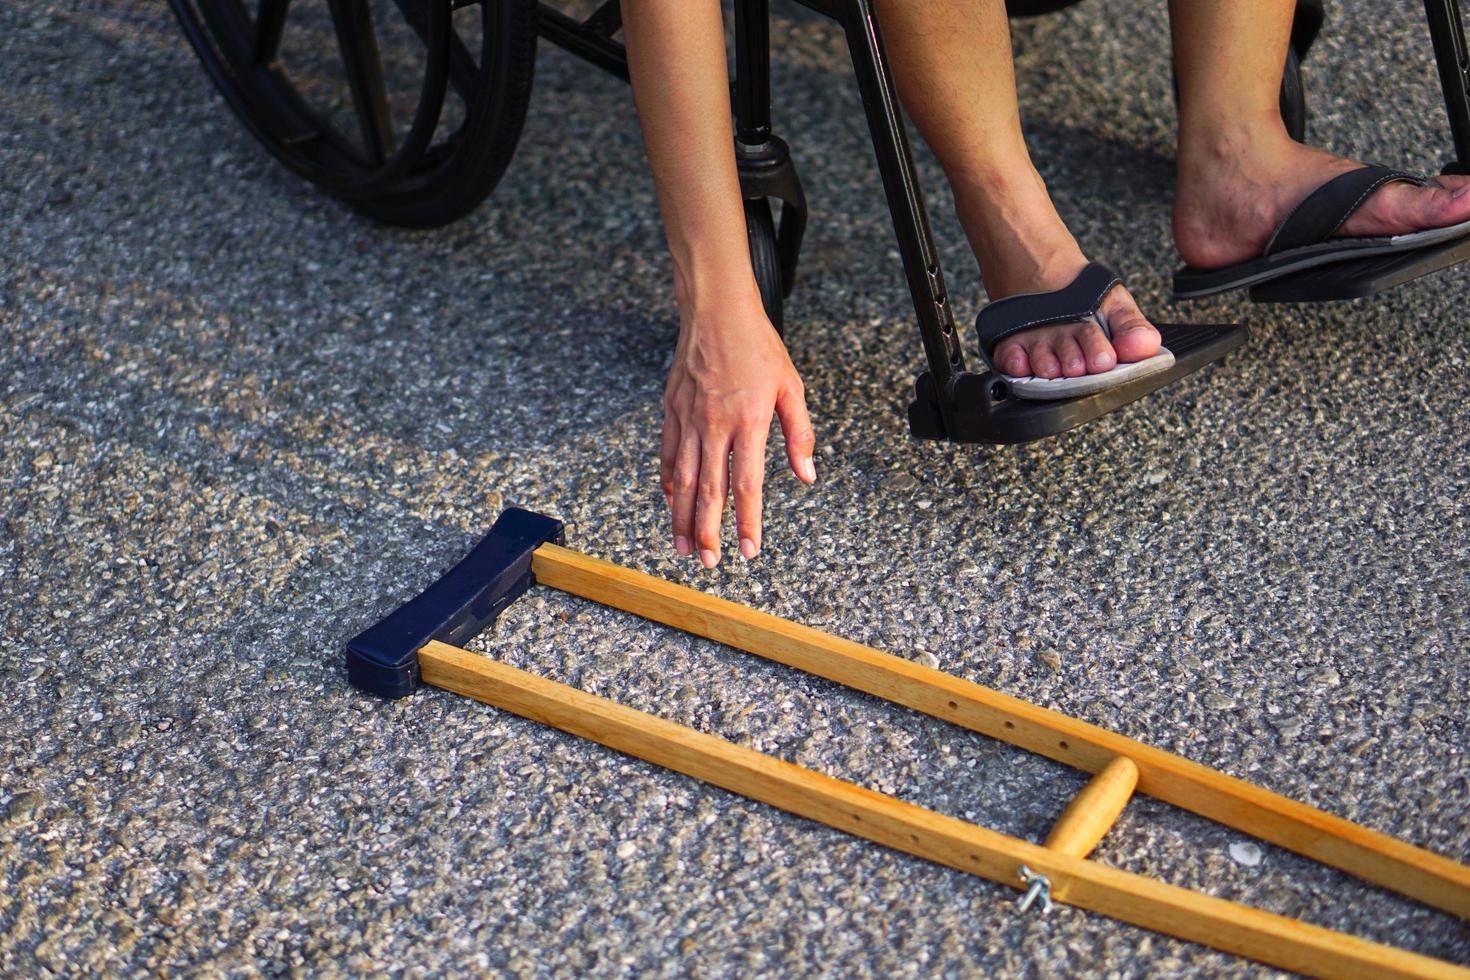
[251,0,290,65]
[391,0,479,100]
[326,0,396,163]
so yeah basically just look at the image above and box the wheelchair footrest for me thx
[908,322,1247,444]
[1250,236,1470,303]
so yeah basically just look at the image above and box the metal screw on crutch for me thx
[1016,865,1053,914]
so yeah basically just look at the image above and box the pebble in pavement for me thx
[2,0,1467,976]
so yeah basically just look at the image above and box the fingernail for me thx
[699,548,718,568]
[739,537,758,560]
[1454,186,1470,200]
[674,535,691,556]
[800,457,816,483]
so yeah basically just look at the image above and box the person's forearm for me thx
[622,0,761,316]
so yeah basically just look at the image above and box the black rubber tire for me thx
[169,0,538,228]
[746,198,785,337]
[1280,42,1308,143]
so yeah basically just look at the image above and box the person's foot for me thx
[1173,128,1470,272]
[952,164,1161,380]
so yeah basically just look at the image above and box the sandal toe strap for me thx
[1264,165,1430,256]
[974,262,1121,370]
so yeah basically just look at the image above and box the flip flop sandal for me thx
[1172,165,1470,299]
[975,262,1174,401]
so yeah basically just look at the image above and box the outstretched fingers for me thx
[694,435,731,568]
[663,362,815,567]
[659,409,680,514]
[777,381,816,485]
[669,429,700,558]
[731,426,766,560]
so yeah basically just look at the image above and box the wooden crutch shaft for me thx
[418,640,1468,980]
[529,542,1470,920]
[1045,756,1139,858]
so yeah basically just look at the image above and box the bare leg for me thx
[624,0,816,568]
[874,0,1160,381]
[1171,0,1470,271]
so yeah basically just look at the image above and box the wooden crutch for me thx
[347,509,1470,979]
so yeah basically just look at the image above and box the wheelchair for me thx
[170,0,1470,443]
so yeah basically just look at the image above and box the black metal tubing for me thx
[733,0,808,293]
[735,0,773,143]
[829,0,966,429]
[537,5,628,80]
[583,0,621,37]
[1424,0,1470,173]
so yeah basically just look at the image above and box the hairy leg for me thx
[873,0,1160,380]
[1171,0,1470,271]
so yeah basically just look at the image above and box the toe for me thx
[1077,323,1117,374]
[1102,289,1161,364]
[1054,334,1087,377]
[995,339,1030,377]
[1410,179,1470,231]
[1027,338,1063,380]
[1347,177,1470,238]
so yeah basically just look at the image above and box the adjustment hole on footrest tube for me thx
[947,700,957,709]
[1004,721,1015,729]
[1059,740,1069,750]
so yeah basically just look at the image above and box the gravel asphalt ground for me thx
[3,0,1468,975]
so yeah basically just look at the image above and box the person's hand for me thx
[661,297,816,567]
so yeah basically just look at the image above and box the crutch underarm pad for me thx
[346,508,565,698]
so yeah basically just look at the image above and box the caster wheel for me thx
[745,198,785,337]
[170,0,538,227]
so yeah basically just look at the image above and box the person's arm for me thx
[622,0,816,568]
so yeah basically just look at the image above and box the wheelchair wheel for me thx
[746,198,785,337]
[170,0,537,228]
[1280,42,1307,142]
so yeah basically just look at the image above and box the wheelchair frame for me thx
[174,0,1470,441]
[535,0,1470,442]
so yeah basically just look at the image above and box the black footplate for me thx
[908,322,1248,444]
[1250,236,1470,303]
